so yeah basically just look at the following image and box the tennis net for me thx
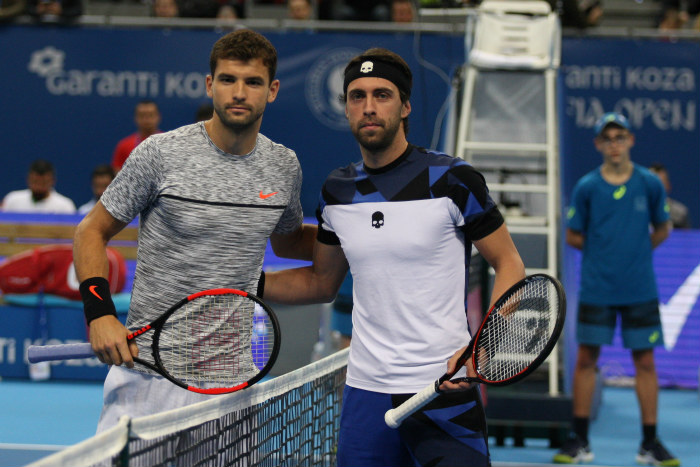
[27,348,349,467]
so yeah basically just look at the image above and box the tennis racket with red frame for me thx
[27,288,280,395]
[385,273,566,428]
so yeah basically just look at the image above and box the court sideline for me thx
[0,379,697,467]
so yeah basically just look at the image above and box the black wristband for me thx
[257,271,265,298]
[79,277,118,325]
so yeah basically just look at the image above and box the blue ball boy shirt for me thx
[567,164,669,305]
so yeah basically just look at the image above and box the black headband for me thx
[343,59,411,98]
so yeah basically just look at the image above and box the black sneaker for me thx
[552,434,594,464]
[636,438,680,466]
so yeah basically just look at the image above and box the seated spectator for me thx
[391,0,416,22]
[288,0,312,19]
[78,164,116,215]
[650,163,690,228]
[26,0,83,23]
[2,160,76,213]
[657,0,700,30]
[153,0,180,17]
[216,3,238,19]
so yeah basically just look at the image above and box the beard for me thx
[352,116,403,152]
[214,103,263,132]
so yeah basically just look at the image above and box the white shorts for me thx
[96,365,217,433]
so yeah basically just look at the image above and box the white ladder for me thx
[455,0,563,395]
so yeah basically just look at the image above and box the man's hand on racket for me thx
[89,315,139,368]
[30,288,282,395]
[438,345,477,393]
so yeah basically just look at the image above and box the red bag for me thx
[0,244,126,300]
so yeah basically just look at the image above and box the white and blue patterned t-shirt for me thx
[317,144,503,393]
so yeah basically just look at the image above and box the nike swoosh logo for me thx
[259,191,278,200]
[89,285,104,301]
[660,261,700,351]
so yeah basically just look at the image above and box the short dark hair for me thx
[136,99,159,111]
[92,164,116,180]
[209,30,278,83]
[29,159,55,176]
[341,48,412,134]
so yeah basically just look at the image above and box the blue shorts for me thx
[576,299,664,350]
[337,385,490,467]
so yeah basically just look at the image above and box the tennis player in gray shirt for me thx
[73,30,317,432]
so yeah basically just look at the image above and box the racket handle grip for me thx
[384,381,440,429]
[27,343,94,363]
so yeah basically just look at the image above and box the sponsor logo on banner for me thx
[305,48,361,130]
[28,46,208,99]
[563,65,697,131]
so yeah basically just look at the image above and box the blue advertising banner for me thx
[0,25,463,214]
[1,25,698,388]
[560,37,700,227]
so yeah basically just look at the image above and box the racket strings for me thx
[157,294,276,388]
[475,279,559,382]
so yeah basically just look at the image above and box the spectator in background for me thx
[153,0,179,17]
[78,165,116,215]
[216,3,238,19]
[0,0,26,22]
[649,163,690,229]
[2,160,76,213]
[657,0,700,30]
[111,100,162,172]
[288,0,312,19]
[391,0,415,22]
[26,0,83,22]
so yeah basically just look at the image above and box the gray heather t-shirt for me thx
[100,122,303,373]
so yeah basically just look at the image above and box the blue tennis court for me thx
[0,378,697,467]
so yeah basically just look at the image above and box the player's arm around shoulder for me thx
[74,202,136,367]
[264,241,348,305]
[269,223,318,261]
